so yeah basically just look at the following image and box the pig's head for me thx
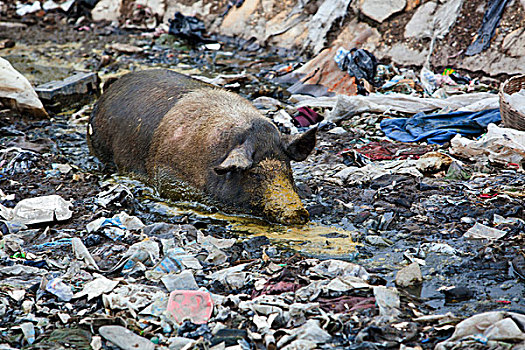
[207,121,317,225]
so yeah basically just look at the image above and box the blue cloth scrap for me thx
[380,109,501,144]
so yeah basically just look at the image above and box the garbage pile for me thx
[1,1,525,350]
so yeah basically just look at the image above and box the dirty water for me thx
[103,175,360,258]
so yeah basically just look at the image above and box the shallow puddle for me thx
[107,175,359,258]
[153,201,359,258]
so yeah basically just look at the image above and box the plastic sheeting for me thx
[380,109,501,144]
[450,123,525,167]
[324,92,498,123]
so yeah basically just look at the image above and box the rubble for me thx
[395,262,423,288]
[35,71,100,111]
[359,0,406,23]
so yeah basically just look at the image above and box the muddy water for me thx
[105,175,359,258]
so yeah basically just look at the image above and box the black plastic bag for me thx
[337,48,378,85]
[168,12,207,43]
[66,0,99,19]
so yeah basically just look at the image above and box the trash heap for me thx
[1,1,525,350]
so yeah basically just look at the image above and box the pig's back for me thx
[88,69,210,174]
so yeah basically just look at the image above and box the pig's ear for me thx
[283,127,317,161]
[214,143,253,174]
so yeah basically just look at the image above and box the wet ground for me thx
[1,10,525,350]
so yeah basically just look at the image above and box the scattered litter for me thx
[1,4,524,350]
[45,278,74,302]
[327,92,498,123]
[451,123,525,168]
[0,195,72,225]
[168,12,207,43]
[380,109,501,144]
[463,222,507,240]
[167,290,214,324]
[0,57,48,118]
[99,325,155,350]
[435,311,525,350]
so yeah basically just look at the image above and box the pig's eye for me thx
[214,167,230,175]
[214,166,245,175]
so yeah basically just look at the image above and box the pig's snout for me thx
[262,173,309,225]
[273,205,309,225]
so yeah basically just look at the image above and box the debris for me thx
[99,325,155,350]
[161,270,199,291]
[395,262,423,288]
[286,47,359,97]
[102,284,165,316]
[450,123,525,167]
[416,152,453,173]
[168,12,207,43]
[91,0,121,22]
[359,0,406,23]
[45,278,74,302]
[279,320,332,348]
[95,184,134,209]
[309,259,370,280]
[441,286,474,303]
[463,222,507,240]
[334,48,378,87]
[303,0,353,54]
[352,140,433,161]
[167,290,214,324]
[73,275,119,300]
[16,1,42,16]
[421,243,458,255]
[0,195,73,225]
[404,1,438,39]
[327,92,498,123]
[35,72,100,111]
[504,88,525,116]
[333,159,422,186]
[0,57,48,118]
[72,237,100,270]
[380,109,501,144]
[19,322,36,345]
[86,211,144,240]
[435,311,525,350]
[108,43,144,54]
[293,107,323,127]
[0,39,15,49]
[373,286,401,317]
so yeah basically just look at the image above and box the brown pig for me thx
[87,69,316,224]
